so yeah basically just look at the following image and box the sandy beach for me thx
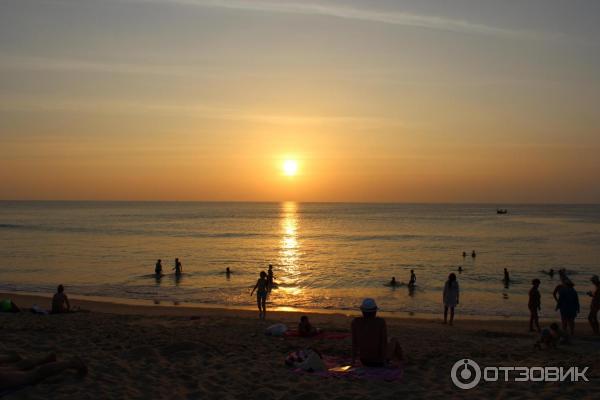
[1,292,598,399]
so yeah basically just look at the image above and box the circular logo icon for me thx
[451,359,481,390]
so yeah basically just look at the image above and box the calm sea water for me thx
[1,201,599,317]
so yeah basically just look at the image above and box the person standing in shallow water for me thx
[408,270,416,288]
[587,275,600,335]
[529,279,541,332]
[155,259,163,276]
[173,258,182,276]
[443,273,459,325]
[267,264,275,292]
[251,271,268,319]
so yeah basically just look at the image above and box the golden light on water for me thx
[278,201,303,299]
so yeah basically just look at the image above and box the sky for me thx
[1,0,599,203]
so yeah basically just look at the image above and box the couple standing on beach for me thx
[250,265,275,319]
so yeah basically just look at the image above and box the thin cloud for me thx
[128,0,558,41]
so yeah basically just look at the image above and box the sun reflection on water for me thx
[277,201,303,302]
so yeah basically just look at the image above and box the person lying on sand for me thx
[351,298,403,367]
[298,316,321,337]
[51,285,71,314]
[0,352,86,391]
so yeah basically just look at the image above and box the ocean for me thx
[1,201,599,318]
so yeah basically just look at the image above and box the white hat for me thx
[360,298,378,312]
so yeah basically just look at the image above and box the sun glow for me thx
[282,160,299,176]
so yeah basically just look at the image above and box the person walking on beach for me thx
[251,271,268,319]
[408,270,416,288]
[173,258,182,276]
[587,275,600,335]
[267,264,275,292]
[351,298,403,367]
[556,280,580,336]
[528,279,541,332]
[155,259,163,276]
[51,285,71,314]
[443,273,459,325]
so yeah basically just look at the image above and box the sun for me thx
[282,159,298,176]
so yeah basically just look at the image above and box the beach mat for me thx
[284,330,350,340]
[288,352,403,381]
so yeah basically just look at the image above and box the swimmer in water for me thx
[390,277,398,287]
[173,258,182,276]
[458,266,463,273]
[471,250,477,258]
[462,251,466,258]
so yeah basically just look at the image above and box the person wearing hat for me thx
[351,298,403,367]
[587,275,600,335]
[528,279,541,332]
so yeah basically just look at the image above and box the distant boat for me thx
[497,209,508,214]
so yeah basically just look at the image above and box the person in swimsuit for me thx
[155,259,163,276]
[408,270,416,288]
[529,279,541,332]
[587,275,600,335]
[267,264,275,292]
[351,298,403,367]
[251,271,268,319]
[51,285,70,314]
[173,258,182,276]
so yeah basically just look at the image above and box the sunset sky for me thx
[1,0,599,202]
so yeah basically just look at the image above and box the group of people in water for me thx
[154,258,182,277]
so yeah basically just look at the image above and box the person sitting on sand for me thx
[250,271,268,319]
[351,298,403,367]
[0,352,86,391]
[408,270,416,288]
[173,258,182,276]
[529,279,541,332]
[556,280,580,336]
[298,315,320,337]
[155,259,163,276]
[443,273,459,325]
[587,275,600,335]
[51,285,70,314]
[534,323,567,350]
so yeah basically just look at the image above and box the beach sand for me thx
[1,292,599,399]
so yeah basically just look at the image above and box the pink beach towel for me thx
[284,330,351,340]
[289,353,403,382]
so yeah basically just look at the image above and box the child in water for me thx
[529,279,541,332]
[251,271,268,319]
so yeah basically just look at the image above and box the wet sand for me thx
[1,292,599,399]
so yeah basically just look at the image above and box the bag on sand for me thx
[265,323,288,336]
[285,349,326,372]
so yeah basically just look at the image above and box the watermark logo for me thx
[451,359,481,390]
[451,359,589,390]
